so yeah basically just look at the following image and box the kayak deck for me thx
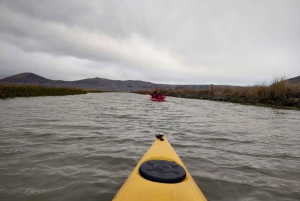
[112,135,207,201]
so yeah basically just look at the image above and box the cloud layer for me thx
[0,0,300,85]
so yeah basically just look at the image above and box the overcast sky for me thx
[0,0,299,85]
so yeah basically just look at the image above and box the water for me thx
[0,93,299,201]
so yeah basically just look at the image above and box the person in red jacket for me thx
[152,91,157,98]
[157,93,163,99]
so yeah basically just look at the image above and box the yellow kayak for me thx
[112,134,207,201]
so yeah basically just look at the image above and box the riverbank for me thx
[0,84,103,99]
[132,77,300,109]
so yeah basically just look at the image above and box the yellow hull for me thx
[112,136,207,201]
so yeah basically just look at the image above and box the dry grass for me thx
[132,76,300,109]
[0,84,89,99]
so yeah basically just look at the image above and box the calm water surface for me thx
[0,93,299,201]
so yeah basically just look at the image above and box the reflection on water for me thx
[0,93,299,201]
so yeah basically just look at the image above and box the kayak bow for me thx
[112,135,207,201]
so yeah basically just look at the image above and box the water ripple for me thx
[0,93,299,201]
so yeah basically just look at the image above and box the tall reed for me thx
[0,84,88,99]
[132,76,300,108]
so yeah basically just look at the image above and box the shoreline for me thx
[132,78,300,110]
[0,84,104,99]
[134,91,300,110]
[2,81,299,110]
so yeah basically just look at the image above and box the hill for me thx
[0,73,209,91]
[287,75,300,85]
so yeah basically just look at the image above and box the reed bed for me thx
[0,84,89,99]
[133,76,300,109]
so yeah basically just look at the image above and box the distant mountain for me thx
[0,72,209,91]
[1,73,51,84]
[287,75,300,85]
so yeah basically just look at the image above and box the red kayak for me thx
[150,97,166,102]
[147,93,166,102]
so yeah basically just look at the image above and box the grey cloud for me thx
[0,0,299,85]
